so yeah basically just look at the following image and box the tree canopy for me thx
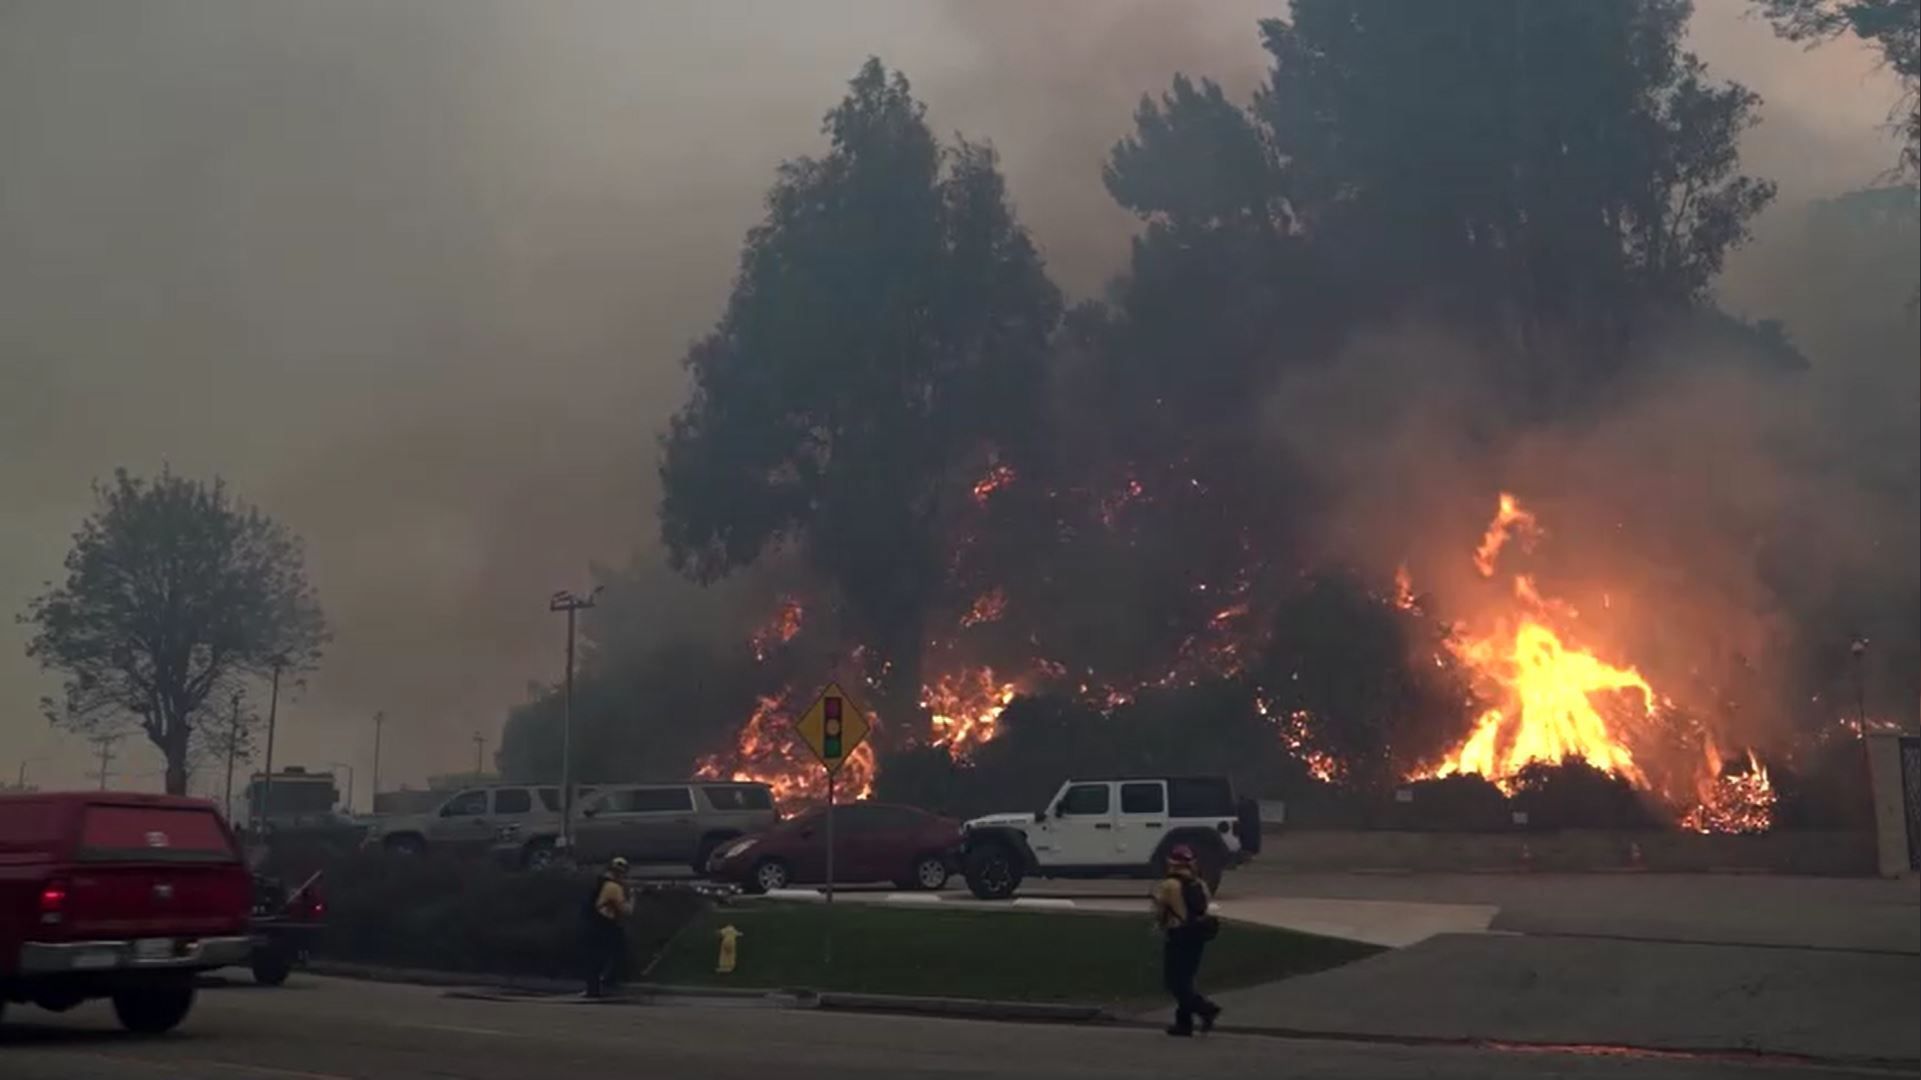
[23,469,326,794]
[1759,0,1919,177]
[658,59,1062,727]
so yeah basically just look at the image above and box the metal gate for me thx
[1901,736,1921,871]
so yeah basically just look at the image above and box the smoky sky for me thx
[0,0,1904,796]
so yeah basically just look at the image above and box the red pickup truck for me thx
[1,791,253,1033]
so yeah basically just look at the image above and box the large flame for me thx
[1473,492,1540,578]
[1421,493,1775,833]
[1434,620,1655,790]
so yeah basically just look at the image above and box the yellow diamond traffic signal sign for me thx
[794,683,870,774]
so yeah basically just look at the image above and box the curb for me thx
[304,960,1113,1024]
[1106,1009,1920,1072]
[1125,1020,1921,1073]
[816,991,1109,1024]
[306,960,577,994]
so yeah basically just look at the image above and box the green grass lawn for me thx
[645,902,1382,1005]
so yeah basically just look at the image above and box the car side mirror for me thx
[1033,810,1046,823]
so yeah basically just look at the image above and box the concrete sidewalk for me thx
[1149,932,1921,1064]
[754,888,1498,948]
[1073,896,1498,947]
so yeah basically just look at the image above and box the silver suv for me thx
[500,781,777,872]
[367,783,585,857]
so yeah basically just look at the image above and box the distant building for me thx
[245,766,341,828]
[371,787,443,816]
[425,771,499,791]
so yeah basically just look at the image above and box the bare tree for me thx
[22,468,326,795]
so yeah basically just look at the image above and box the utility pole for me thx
[371,711,385,812]
[472,733,486,778]
[91,734,120,791]
[259,656,285,832]
[15,757,45,790]
[224,690,244,822]
[550,586,601,853]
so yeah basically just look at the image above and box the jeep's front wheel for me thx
[963,843,1023,900]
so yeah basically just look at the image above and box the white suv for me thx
[959,776,1261,900]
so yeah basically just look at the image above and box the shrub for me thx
[1509,758,1660,830]
[316,853,706,978]
[1374,774,1512,831]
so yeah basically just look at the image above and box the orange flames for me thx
[1473,492,1540,578]
[1422,493,1775,833]
[749,596,805,662]
[1393,564,1418,612]
[923,667,1019,755]
[1259,697,1344,784]
[972,463,1017,505]
[1678,743,1775,835]
[959,587,1008,629]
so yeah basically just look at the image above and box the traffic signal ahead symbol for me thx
[794,683,870,774]
[823,697,843,758]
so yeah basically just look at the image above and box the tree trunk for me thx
[162,719,190,795]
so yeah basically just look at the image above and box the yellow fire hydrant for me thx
[716,924,742,974]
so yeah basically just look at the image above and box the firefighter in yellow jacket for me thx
[1151,845,1222,1036]
[583,856,634,997]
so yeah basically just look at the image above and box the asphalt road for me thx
[0,977,1901,1080]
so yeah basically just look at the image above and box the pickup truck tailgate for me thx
[53,803,249,938]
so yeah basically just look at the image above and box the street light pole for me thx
[472,733,485,778]
[550,586,601,853]
[371,711,385,812]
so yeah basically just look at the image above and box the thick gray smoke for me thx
[0,0,1907,793]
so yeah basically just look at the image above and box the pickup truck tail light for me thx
[39,878,68,924]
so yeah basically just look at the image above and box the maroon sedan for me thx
[706,802,961,893]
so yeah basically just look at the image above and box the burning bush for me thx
[1251,570,1474,791]
[1509,759,1661,832]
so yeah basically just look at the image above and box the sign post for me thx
[794,682,871,908]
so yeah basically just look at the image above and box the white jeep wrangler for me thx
[959,776,1261,899]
